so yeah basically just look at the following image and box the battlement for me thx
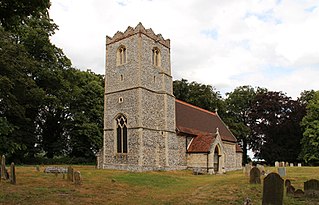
[106,22,170,48]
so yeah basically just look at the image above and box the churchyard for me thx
[0,164,319,205]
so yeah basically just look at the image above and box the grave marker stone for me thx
[294,189,304,198]
[1,155,9,180]
[74,171,81,185]
[67,166,74,182]
[290,163,294,167]
[298,163,302,167]
[250,167,261,184]
[275,161,279,167]
[262,173,284,205]
[10,162,16,185]
[278,167,286,177]
[304,179,319,197]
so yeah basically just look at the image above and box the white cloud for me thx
[49,0,319,99]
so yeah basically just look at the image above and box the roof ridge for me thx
[175,99,217,116]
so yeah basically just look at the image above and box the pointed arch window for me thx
[117,46,127,65]
[152,47,161,67]
[116,115,127,153]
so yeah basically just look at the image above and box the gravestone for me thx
[279,161,285,167]
[250,167,261,184]
[278,167,286,177]
[298,163,302,167]
[36,165,40,172]
[44,167,67,174]
[290,163,294,167]
[1,155,9,180]
[245,164,252,176]
[74,171,81,185]
[257,164,265,175]
[10,162,16,185]
[262,173,284,205]
[304,179,319,197]
[275,161,279,167]
[294,189,304,198]
[286,185,295,196]
[67,166,74,182]
[285,179,291,187]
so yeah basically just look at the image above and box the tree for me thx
[249,91,304,164]
[173,79,224,113]
[0,0,50,30]
[224,86,258,164]
[299,91,319,164]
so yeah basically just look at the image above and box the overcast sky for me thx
[49,0,319,99]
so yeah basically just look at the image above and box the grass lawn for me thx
[1,166,319,204]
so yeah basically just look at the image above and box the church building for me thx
[97,23,242,173]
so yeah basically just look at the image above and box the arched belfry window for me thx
[116,115,127,153]
[152,47,161,67]
[117,46,127,65]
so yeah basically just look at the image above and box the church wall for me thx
[236,152,242,169]
[223,142,237,171]
[187,153,208,171]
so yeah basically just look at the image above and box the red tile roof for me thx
[187,134,216,153]
[175,99,237,143]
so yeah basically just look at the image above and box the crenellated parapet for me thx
[106,22,170,48]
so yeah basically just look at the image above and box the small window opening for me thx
[152,48,161,67]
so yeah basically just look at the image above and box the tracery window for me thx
[116,115,127,153]
[117,46,126,65]
[152,47,161,67]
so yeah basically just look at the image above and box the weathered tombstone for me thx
[285,179,291,187]
[1,155,9,180]
[278,167,286,177]
[262,173,284,205]
[294,189,304,198]
[298,163,302,167]
[257,165,265,175]
[1,155,6,179]
[74,171,81,185]
[275,161,279,167]
[245,164,252,176]
[250,167,261,184]
[286,185,296,196]
[304,179,319,197]
[10,162,16,185]
[36,165,40,172]
[286,162,289,167]
[279,161,285,167]
[67,166,74,182]
[290,163,294,167]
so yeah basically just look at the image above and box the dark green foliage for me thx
[248,91,304,164]
[173,79,224,113]
[224,86,259,164]
[299,91,319,164]
[0,1,103,163]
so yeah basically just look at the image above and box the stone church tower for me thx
[98,23,185,171]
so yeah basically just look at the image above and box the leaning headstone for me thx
[67,166,74,182]
[275,161,279,167]
[298,163,302,167]
[278,167,286,177]
[294,189,304,198]
[250,167,261,184]
[262,173,284,205]
[74,171,81,185]
[10,162,16,185]
[304,179,319,197]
